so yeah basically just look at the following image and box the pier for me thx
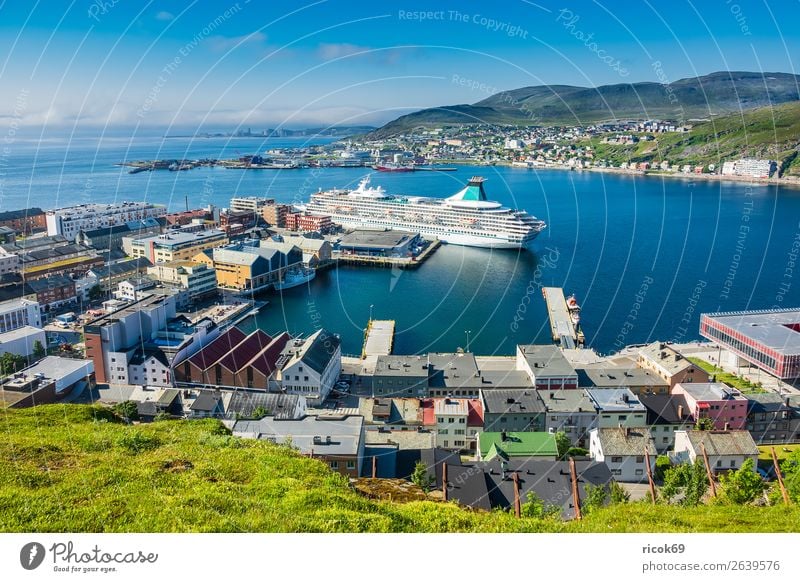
[362,319,395,358]
[336,239,441,270]
[542,287,585,349]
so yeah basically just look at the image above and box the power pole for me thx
[644,448,657,504]
[442,462,448,502]
[569,457,582,520]
[699,443,717,498]
[512,471,521,518]
[771,447,791,506]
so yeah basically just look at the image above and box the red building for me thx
[285,212,333,233]
[0,208,47,235]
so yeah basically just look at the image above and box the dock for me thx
[362,319,395,358]
[542,287,585,349]
[336,239,441,270]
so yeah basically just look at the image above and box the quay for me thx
[362,319,395,358]
[542,287,585,349]
[336,238,441,270]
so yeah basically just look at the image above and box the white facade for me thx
[128,353,172,387]
[230,197,270,212]
[0,298,42,333]
[279,331,342,405]
[146,262,217,299]
[74,272,100,302]
[589,428,657,483]
[0,253,20,275]
[720,158,774,178]
[0,325,46,358]
[672,430,759,473]
[46,202,167,241]
[433,398,470,450]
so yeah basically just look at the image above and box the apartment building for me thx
[46,202,167,241]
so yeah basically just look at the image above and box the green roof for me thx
[478,431,557,460]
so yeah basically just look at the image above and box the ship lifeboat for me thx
[566,294,581,312]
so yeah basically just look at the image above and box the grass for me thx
[687,357,766,394]
[758,444,800,462]
[1,404,798,533]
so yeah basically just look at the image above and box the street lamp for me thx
[465,330,472,352]
[369,304,374,322]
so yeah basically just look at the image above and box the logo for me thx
[20,542,46,570]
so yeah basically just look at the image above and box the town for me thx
[0,195,798,518]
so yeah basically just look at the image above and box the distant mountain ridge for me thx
[371,72,800,137]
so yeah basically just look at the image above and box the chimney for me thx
[622,393,629,403]
[786,397,791,408]
[625,427,631,437]
[723,422,730,431]
[501,430,508,442]
[549,392,554,399]
[678,404,684,419]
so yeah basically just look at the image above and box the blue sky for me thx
[0,0,798,131]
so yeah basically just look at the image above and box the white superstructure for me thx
[46,202,167,241]
[306,176,546,249]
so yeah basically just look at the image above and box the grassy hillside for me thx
[371,72,800,137]
[586,101,800,175]
[1,405,798,533]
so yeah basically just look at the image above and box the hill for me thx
[1,405,798,533]
[586,101,800,175]
[371,71,800,137]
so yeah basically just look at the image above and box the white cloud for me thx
[207,31,268,53]
[317,43,372,60]
[155,11,174,21]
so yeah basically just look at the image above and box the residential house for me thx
[476,430,558,461]
[232,414,366,477]
[673,430,759,473]
[88,257,153,291]
[588,388,648,428]
[637,342,709,388]
[541,389,598,447]
[430,398,470,451]
[672,382,748,430]
[578,362,669,395]
[516,344,578,389]
[357,397,422,428]
[27,274,78,315]
[189,392,226,418]
[639,393,694,453]
[136,388,183,422]
[480,388,546,433]
[589,427,657,482]
[0,207,47,235]
[114,277,157,301]
[146,260,218,301]
[745,394,800,444]
[276,329,342,405]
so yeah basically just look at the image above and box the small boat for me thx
[274,267,315,291]
[373,163,414,172]
[128,165,152,174]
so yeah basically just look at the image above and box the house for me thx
[88,257,154,291]
[136,388,183,422]
[76,217,163,251]
[639,393,693,452]
[476,431,558,461]
[516,344,578,389]
[578,363,669,395]
[480,388,546,433]
[427,352,484,398]
[123,226,227,264]
[589,427,657,483]
[224,391,306,420]
[1,355,95,408]
[357,397,422,428]
[745,394,800,444]
[370,355,429,397]
[276,329,342,405]
[0,325,47,359]
[189,392,225,418]
[146,260,218,301]
[0,297,42,333]
[443,459,614,518]
[232,414,366,477]
[26,275,78,315]
[0,207,47,235]
[127,347,172,387]
[114,277,157,301]
[673,430,759,473]
[280,235,333,267]
[429,398,471,451]
[587,388,648,428]
[637,342,709,387]
[672,382,748,430]
[541,389,598,447]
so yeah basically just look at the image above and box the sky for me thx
[0,0,798,133]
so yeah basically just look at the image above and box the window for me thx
[716,460,722,467]
[662,437,669,443]
[611,469,622,476]
[346,461,356,470]
[438,429,448,435]
[730,460,736,468]
[635,456,644,463]
[611,456,623,463]
[329,461,338,469]
[458,418,466,424]
[618,415,627,421]
[635,469,644,476]
[448,418,454,423]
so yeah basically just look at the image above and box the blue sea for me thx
[3,134,799,356]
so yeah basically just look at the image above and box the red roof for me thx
[248,332,292,375]
[216,330,273,372]
[420,398,435,426]
[185,327,247,370]
[467,399,484,427]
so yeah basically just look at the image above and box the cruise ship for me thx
[305,176,546,249]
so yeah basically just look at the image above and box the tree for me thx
[0,352,26,377]
[411,461,434,492]
[661,460,708,505]
[88,285,104,302]
[32,340,46,360]
[521,492,561,519]
[581,483,608,515]
[113,400,139,422]
[555,431,571,459]
[251,406,269,419]
[610,481,630,504]
[771,449,800,505]
[719,459,765,504]
[695,417,715,431]
[654,455,672,480]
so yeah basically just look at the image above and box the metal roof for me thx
[702,309,800,355]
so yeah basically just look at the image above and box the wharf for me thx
[336,239,440,270]
[362,320,395,358]
[542,287,585,349]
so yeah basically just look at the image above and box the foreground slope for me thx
[1,405,797,533]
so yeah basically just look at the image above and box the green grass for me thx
[687,357,766,394]
[758,444,800,462]
[1,404,798,533]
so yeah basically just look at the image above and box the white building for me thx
[0,325,46,358]
[504,139,525,150]
[114,277,156,301]
[146,261,217,300]
[229,197,272,213]
[0,252,20,275]
[46,202,167,241]
[278,329,342,406]
[673,430,759,474]
[0,298,42,333]
[589,427,657,483]
[433,398,470,450]
[721,158,774,178]
[74,272,101,302]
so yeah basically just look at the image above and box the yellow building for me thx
[124,227,227,264]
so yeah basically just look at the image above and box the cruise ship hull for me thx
[330,216,540,249]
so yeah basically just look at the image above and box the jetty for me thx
[542,287,585,349]
[362,319,395,358]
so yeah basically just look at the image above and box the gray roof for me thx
[279,329,340,375]
[682,430,759,456]
[638,342,697,374]
[677,382,744,402]
[481,389,545,415]
[428,352,483,389]
[225,392,304,420]
[517,344,576,377]
[639,394,691,424]
[578,366,667,388]
[339,229,419,249]
[476,370,534,389]
[20,356,92,382]
[374,355,428,377]
[190,392,224,412]
[702,309,800,355]
[587,388,645,412]
[233,414,364,456]
[593,427,657,456]
[540,389,597,414]
[746,393,794,414]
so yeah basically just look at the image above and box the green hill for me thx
[585,101,800,175]
[1,405,798,533]
[371,71,800,137]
